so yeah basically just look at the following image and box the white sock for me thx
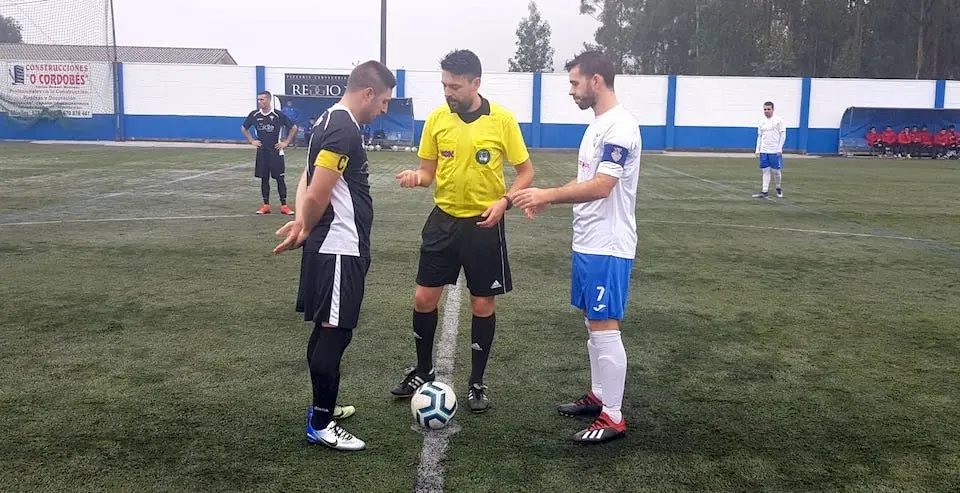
[587,339,602,401]
[773,170,782,189]
[590,330,626,424]
[761,169,771,193]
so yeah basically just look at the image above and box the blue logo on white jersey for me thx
[602,143,629,166]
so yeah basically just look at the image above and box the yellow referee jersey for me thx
[417,98,530,218]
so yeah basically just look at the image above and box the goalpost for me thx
[0,0,117,138]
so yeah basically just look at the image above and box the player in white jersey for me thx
[753,101,786,199]
[512,51,639,444]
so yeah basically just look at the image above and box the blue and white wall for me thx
[540,73,668,149]
[3,61,957,154]
[122,63,256,141]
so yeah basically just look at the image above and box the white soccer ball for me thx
[411,146,418,153]
[374,144,381,151]
[411,381,457,429]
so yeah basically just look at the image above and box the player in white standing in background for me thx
[753,101,786,199]
[511,51,640,444]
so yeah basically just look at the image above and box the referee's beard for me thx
[446,94,479,114]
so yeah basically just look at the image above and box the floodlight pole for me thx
[110,0,121,141]
[380,0,387,65]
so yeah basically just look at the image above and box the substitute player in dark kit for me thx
[242,91,298,215]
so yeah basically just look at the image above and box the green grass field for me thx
[1,142,958,492]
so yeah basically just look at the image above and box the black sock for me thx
[469,313,496,385]
[261,176,270,204]
[277,176,288,205]
[307,325,353,430]
[306,324,322,367]
[413,309,438,375]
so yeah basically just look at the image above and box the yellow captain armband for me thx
[314,149,349,174]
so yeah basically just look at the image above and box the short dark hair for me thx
[764,101,774,108]
[346,60,397,95]
[440,49,482,79]
[258,91,271,98]
[565,51,616,88]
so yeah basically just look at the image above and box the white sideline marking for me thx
[0,214,247,227]
[101,163,247,198]
[648,162,741,192]
[415,278,463,493]
[637,219,930,242]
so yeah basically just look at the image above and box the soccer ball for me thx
[411,381,457,429]
[411,146,418,153]
[374,144,381,151]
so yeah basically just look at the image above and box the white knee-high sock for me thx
[761,169,771,193]
[590,330,626,423]
[587,339,602,400]
[773,169,782,188]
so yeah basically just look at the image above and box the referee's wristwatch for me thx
[502,196,513,210]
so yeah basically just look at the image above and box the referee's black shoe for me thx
[390,367,435,397]
[467,383,490,413]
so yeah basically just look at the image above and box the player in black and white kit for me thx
[272,61,396,452]
[242,91,298,215]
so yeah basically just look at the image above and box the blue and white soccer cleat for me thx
[305,408,365,452]
[752,191,769,199]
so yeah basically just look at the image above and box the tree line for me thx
[7,2,958,79]
[508,0,960,79]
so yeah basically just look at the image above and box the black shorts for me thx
[296,252,370,329]
[254,147,285,179]
[417,206,512,297]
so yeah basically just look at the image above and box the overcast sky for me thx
[1,0,600,72]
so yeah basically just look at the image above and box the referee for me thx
[241,91,298,215]
[391,49,535,413]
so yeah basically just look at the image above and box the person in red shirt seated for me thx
[910,125,923,157]
[880,126,898,157]
[934,128,952,158]
[897,126,913,158]
[866,127,883,156]
[950,125,960,156]
[918,126,934,157]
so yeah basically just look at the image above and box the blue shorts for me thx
[571,252,634,321]
[759,153,784,170]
